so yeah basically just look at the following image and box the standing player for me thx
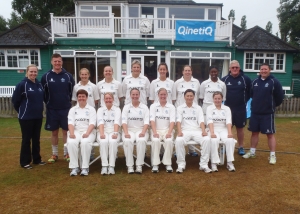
[72,68,99,108]
[243,63,283,164]
[172,65,201,156]
[150,88,175,173]
[149,63,174,104]
[41,53,75,163]
[221,60,251,155]
[97,65,123,107]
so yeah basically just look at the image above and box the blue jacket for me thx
[41,68,75,109]
[12,78,44,120]
[221,69,251,110]
[250,75,284,115]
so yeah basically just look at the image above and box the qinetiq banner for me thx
[175,20,215,41]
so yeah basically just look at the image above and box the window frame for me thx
[243,52,286,72]
[0,49,41,69]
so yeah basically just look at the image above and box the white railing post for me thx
[50,13,54,43]
[229,17,233,46]
[172,15,175,45]
[111,13,115,44]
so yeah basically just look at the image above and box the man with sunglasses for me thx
[221,60,251,155]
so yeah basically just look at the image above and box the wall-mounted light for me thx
[147,46,155,49]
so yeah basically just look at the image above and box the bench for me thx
[282,86,294,98]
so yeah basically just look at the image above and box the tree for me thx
[7,11,23,29]
[228,9,235,22]
[0,15,8,33]
[265,21,273,33]
[12,0,74,26]
[240,15,247,30]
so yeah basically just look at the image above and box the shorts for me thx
[248,113,275,134]
[45,108,69,131]
[231,108,247,128]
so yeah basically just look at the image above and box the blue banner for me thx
[175,20,215,42]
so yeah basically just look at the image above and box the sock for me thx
[52,145,58,156]
[64,146,68,156]
[250,148,256,154]
[270,151,275,156]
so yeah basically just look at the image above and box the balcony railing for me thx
[50,13,233,45]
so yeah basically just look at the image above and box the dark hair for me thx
[209,66,219,72]
[184,89,195,96]
[130,88,140,95]
[182,65,192,72]
[260,63,271,70]
[158,62,169,77]
[213,91,223,98]
[76,89,88,97]
[52,53,62,59]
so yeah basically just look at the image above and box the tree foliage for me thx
[228,9,235,22]
[240,15,247,30]
[12,0,74,26]
[7,12,23,29]
[265,21,273,34]
[0,15,8,33]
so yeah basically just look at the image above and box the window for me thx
[0,49,40,68]
[80,5,109,17]
[208,9,217,20]
[244,52,285,72]
[169,7,205,19]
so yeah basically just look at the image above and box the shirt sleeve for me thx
[117,81,123,98]
[222,82,227,101]
[149,103,156,122]
[97,107,104,126]
[197,106,204,124]
[93,84,100,101]
[206,105,213,125]
[67,107,75,125]
[71,85,77,102]
[149,81,155,101]
[89,107,97,126]
[176,106,182,122]
[274,79,284,107]
[121,78,127,98]
[143,106,150,125]
[11,83,23,113]
[145,78,150,97]
[169,105,176,123]
[225,106,232,125]
[172,81,177,101]
[114,107,122,126]
[121,104,129,124]
[199,81,205,99]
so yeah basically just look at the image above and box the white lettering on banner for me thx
[178,26,213,36]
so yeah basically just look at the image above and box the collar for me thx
[211,104,226,110]
[207,77,221,83]
[182,103,197,108]
[129,73,142,78]
[129,102,142,108]
[102,105,115,111]
[179,76,198,82]
[78,80,92,86]
[75,103,90,109]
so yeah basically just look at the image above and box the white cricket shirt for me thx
[97,105,121,132]
[199,78,226,104]
[176,103,205,131]
[97,79,123,107]
[149,102,175,130]
[206,104,232,129]
[72,81,100,107]
[122,103,149,130]
[149,78,174,103]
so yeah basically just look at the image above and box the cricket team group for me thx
[12,53,284,176]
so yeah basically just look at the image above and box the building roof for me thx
[232,24,244,41]
[0,21,50,47]
[235,26,299,52]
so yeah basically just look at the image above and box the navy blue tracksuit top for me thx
[221,70,251,110]
[12,78,44,120]
[250,75,284,115]
[41,68,75,110]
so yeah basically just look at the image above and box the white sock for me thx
[270,152,275,156]
[64,146,68,155]
[52,145,58,156]
[250,148,256,154]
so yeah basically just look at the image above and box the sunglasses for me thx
[230,67,240,69]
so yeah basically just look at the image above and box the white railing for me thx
[50,13,233,45]
[0,86,15,97]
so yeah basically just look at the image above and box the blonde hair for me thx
[79,68,90,75]
[157,87,168,95]
[25,64,38,77]
[104,65,113,72]
[104,92,114,99]
[131,60,141,68]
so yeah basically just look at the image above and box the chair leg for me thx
[219,144,225,165]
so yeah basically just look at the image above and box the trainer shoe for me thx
[70,168,79,176]
[243,152,256,159]
[101,166,108,175]
[166,165,173,173]
[64,154,70,162]
[199,166,212,173]
[135,165,142,174]
[48,155,58,163]
[108,167,115,175]
[128,166,134,174]
[22,164,33,169]
[176,167,184,173]
[227,163,236,172]
[152,165,159,173]
[238,147,245,155]
[269,155,276,165]
[81,168,89,176]
[211,163,218,172]
[188,151,199,157]
[33,161,46,165]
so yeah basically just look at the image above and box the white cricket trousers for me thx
[175,131,210,169]
[210,128,235,163]
[150,129,174,166]
[97,131,120,167]
[67,130,96,169]
[122,129,149,167]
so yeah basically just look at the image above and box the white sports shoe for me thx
[227,163,236,172]
[135,165,142,174]
[269,155,276,164]
[128,166,134,174]
[70,168,79,176]
[166,165,173,173]
[101,166,108,175]
[211,163,218,172]
[108,167,115,175]
[152,165,159,173]
[80,168,89,176]
[199,166,212,173]
[176,167,184,173]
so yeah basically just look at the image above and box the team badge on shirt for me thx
[85,111,89,116]
[28,88,34,91]
[61,78,65,82]
[139,81,142,85]
[166,84,169,87]
[193,110,195,115]
[88,87,91,91]
[238,81,241,85]
[111,86,114,90]
[165,110,168,114]
[265,83,269,87]
[111,113,114,117]
[254,83,258,86]
[191,84,194,88]
[222,111,225,116]
[38,88,42,92]
[50,78,55,82]
[139,110,142,115]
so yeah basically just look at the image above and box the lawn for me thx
[0,118,300,213]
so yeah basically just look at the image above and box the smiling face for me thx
[104,93,114,108]
[229,62,240,77]
[130,89,140,102]
[104,66,113,79]
[77,93,87,106]
[158,64,168,79]
[184,91,195,105]
[158,88,168,103]
[79,69,90,83]
[131,63,141,78]
[51,57,63,72]
[260,65,271,79]
[27,66,38,82]
[210,68,219,80]
[182,65,192,80]
[213,94,223,107]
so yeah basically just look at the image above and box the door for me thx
[75,51,97,84]
[128,55,158,82]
